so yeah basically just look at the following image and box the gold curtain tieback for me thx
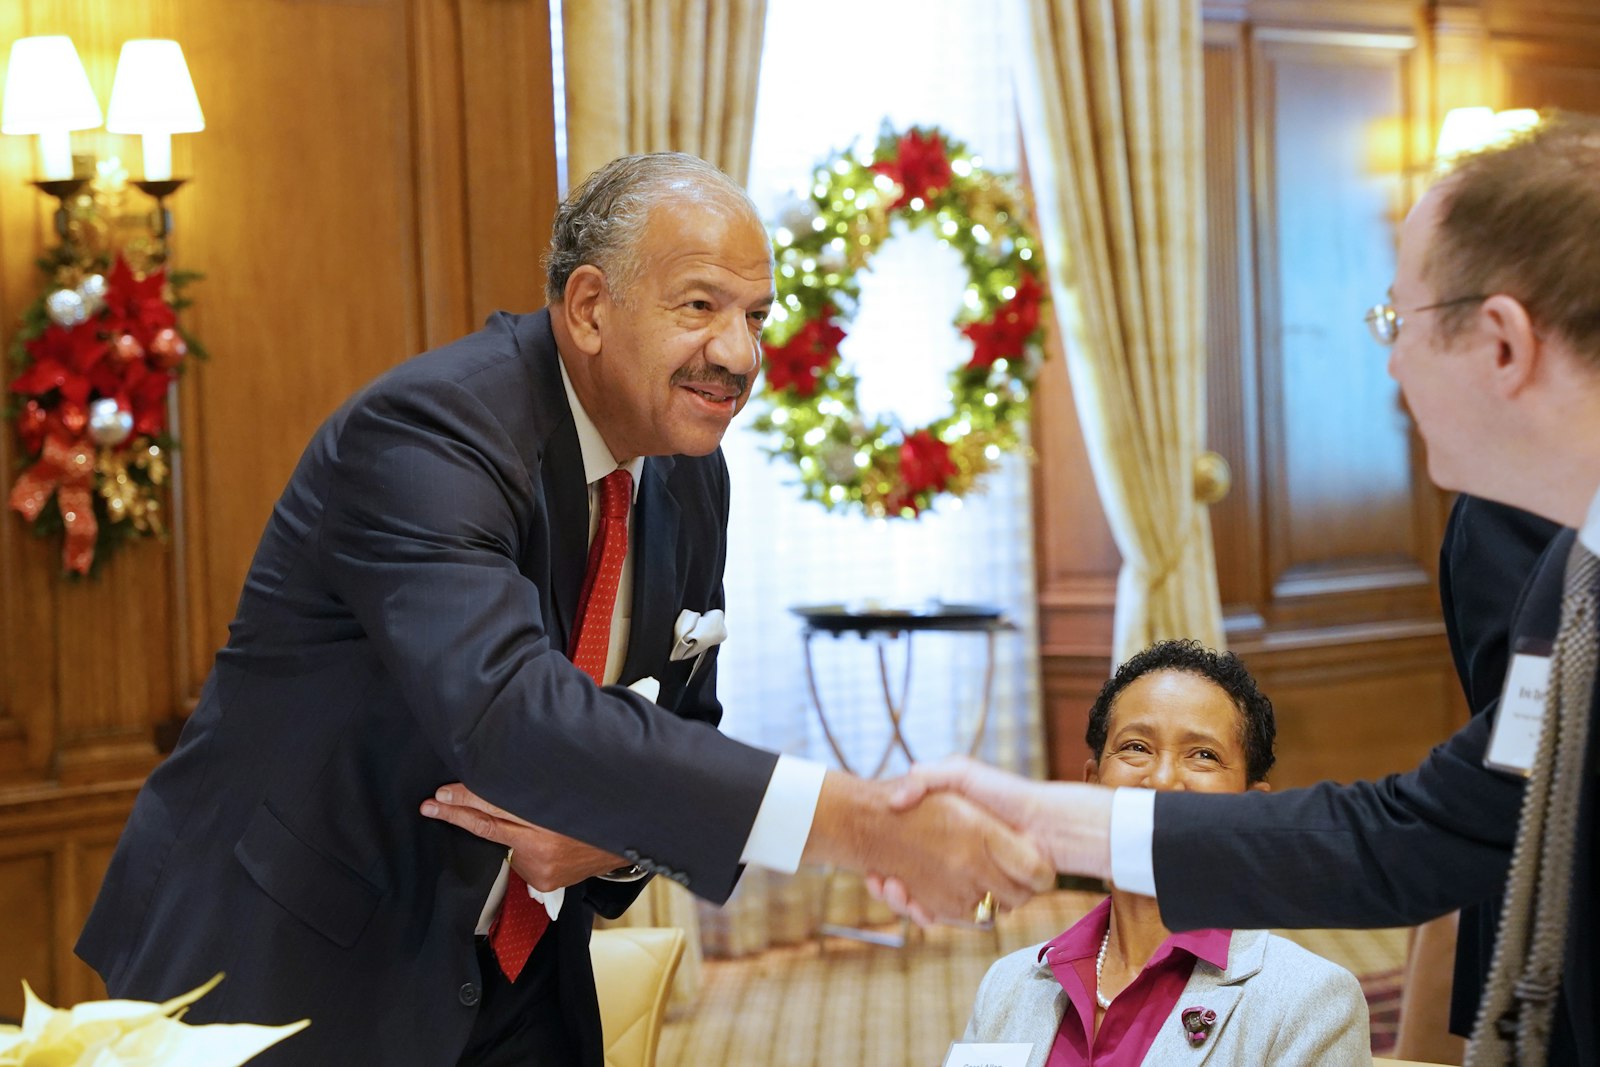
[1193,451,1232,505]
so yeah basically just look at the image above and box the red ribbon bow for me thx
[10,434,98,574]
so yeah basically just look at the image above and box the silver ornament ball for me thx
[77,273,108,316]
[778,195,819,235]
[45,288,88,328]
[820,441,859,484]
[88,397,134,447]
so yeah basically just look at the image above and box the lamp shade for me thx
[107,39,204,134]
[1492,108,1540,141]
[1435,107,1495,162]
[1,35,103,134]
[1436,106,1541,164]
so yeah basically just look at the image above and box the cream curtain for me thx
[563,0,768,186]
[1017,0,1225,660]
[561,0,769,1010]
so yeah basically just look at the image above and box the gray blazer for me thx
[962,928,1372,1066]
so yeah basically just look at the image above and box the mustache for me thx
[671,365,751,397]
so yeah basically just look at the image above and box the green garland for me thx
[752,124,1048,518]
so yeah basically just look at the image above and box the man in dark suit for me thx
[881,112,1600,1065]
[77,153,1051,1066]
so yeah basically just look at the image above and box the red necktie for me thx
[489,468,633,982]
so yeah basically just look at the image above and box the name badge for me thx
[944,1043,1033,1067]
[1484,640,1553,777]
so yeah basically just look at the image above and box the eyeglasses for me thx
[1364,295,1488,347]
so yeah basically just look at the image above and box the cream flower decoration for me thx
[0,974,308,1066]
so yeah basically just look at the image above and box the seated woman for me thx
[963,639,1371,1065]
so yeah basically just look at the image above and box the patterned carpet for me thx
[659,890,1410,1067]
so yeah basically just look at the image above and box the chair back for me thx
[590,926,687,1067]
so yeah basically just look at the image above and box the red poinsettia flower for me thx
[82,353,171,440]
[102,257,176,343]
[898,429,957,497]
[763,309,846,397]
[872,129,954,209]
[121,363,175,438]
[9,321,106,405]
[961,273,1045,369]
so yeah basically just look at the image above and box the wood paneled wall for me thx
[0,0,559,1018]
[1034,0,1600,786]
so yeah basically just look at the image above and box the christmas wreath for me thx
[753,125,1047,518]
[6,193,202,576]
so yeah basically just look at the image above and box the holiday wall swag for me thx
[6,176,202,576]
[753,125,1047,518]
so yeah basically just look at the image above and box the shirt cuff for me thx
[738,755,827,873]
[1109,787,1158,897]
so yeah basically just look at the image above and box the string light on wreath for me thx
[752,124,1048,518]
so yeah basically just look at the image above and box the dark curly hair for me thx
[1085,639,1276,784]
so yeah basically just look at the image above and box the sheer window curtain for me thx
[1013,0,1224,660]
[697,0,1047,957]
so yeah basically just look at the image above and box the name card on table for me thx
[944,1042,1032,1067]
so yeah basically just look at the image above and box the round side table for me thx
[791,601,1014,950]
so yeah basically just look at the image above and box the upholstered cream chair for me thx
[589,926,687,1067]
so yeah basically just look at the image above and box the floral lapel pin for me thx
[1180,1006,1218,1047]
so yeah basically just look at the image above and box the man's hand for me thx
[799,770,1055,927]
[865,756,1117,921]
[421,784,626,892]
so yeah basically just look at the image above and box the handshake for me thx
[802,758,1116,927]
[422,756,1114,926]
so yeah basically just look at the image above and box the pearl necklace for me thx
[1095,928,1114,1010]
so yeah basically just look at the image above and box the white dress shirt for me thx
[474,358,825,932]
[1111,482,1600,900]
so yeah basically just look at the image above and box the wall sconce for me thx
[2,32,205,249]
[107,39,205,184]
[0,35,103,182]
[2,35,105,247]
[107,39,205,247]
[1436,107,1541,166]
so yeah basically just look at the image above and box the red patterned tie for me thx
[489,468,633,982]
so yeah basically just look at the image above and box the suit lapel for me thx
[541,420,588,656]
[618,456,680,686]
[1141,929,1264,1065]
[515,308,590,655]
[1020,963,1069,1065]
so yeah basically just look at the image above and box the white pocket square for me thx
[670,608,727,662]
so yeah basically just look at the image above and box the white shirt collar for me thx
[557,355,645,500]
[1581,482,1600,558]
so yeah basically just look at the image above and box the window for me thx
[716,0,1042,778]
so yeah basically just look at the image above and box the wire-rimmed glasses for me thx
[1364,295,1488,346]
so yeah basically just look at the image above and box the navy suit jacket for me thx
[76,310,778,1066]
[1438,495,1564,1036]
[1153,522,1598,1065]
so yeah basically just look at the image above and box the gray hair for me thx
[544,152,760,305]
